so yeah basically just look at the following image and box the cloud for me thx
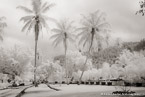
[1,37,28,48]
[0,0,145,57]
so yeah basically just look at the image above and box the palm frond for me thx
[78,33,89,45]
[42,3,55,13]
[66,20,74,31]
[17,6,33,14]
[53,21,64,31]
[38,18,48,31]
[54,39,62,47]
[39,23,43,33]
[75,27,88,32]
[32,0,41,14]
[41,2,48,9]
[81,20,92,28]
[97,22,110,28]
[83,34,91,47]
[61,20,67,31]
[39,17,47,27]
[78,10,111,53]
[93,10,100,16]
[39,23,44,38]
[51,19,76,49]
[68,37,75,43]
[52,36,62,47]
[26,20,36,34]
[95,12,106,25]
[41,15,56,22]
[39,16,49,32]
[99,28,111,33]
[67,33,76,43]
[68,33,76,38]
[22,20,32,32]
[81,14,92,25]
[89,13,96,26]
[51,28,62,33]
[20,15,34,23]
[77,31,88,38]
[50,33,61,40]
[28,19,36,30]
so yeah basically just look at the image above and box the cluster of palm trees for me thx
[0,0,111,87]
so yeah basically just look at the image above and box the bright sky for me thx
[0,0,145,58]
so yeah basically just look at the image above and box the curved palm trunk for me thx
[79,29,94,84]
[79,57,88,84]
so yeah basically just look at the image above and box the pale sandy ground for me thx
[22,84,145,97]
[0,86,29,97]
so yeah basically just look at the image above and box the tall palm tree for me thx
[0,17,7,41]
[50,19,76,84]
[77,10,111,83]
[17,0,55,87]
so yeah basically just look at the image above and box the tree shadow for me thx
[25,89,53,95]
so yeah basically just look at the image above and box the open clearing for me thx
[21,84,145,97]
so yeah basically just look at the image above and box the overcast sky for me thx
[0,0,145,58]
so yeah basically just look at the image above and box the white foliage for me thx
[37,60,64,82]
[101,62,111,79]
[117,49,145,83]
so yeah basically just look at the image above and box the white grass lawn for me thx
[0,86,28,97]
[0,83,10,89]
[22,84,145,97]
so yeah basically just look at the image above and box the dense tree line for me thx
[0,0,145,88]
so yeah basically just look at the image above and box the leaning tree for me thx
[77,10,111,83]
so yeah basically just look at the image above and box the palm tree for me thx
[17,0,55,87]
[0,17,7,41]
[77,10,111,83]
[50,19,76,84]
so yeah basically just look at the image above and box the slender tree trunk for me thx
[34,20,39,87]
[141,77,145,80]
[79,57,88,84]
[64,41,69,85]
[34,39,38,87]
[79,32,94,84]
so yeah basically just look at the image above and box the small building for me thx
[99,79,107,85]
[109,78,124,86]
[98,78,124,86]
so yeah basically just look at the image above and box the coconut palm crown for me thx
[17,0,55,39]
[51,19,76,48]
[77,10,111,53]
